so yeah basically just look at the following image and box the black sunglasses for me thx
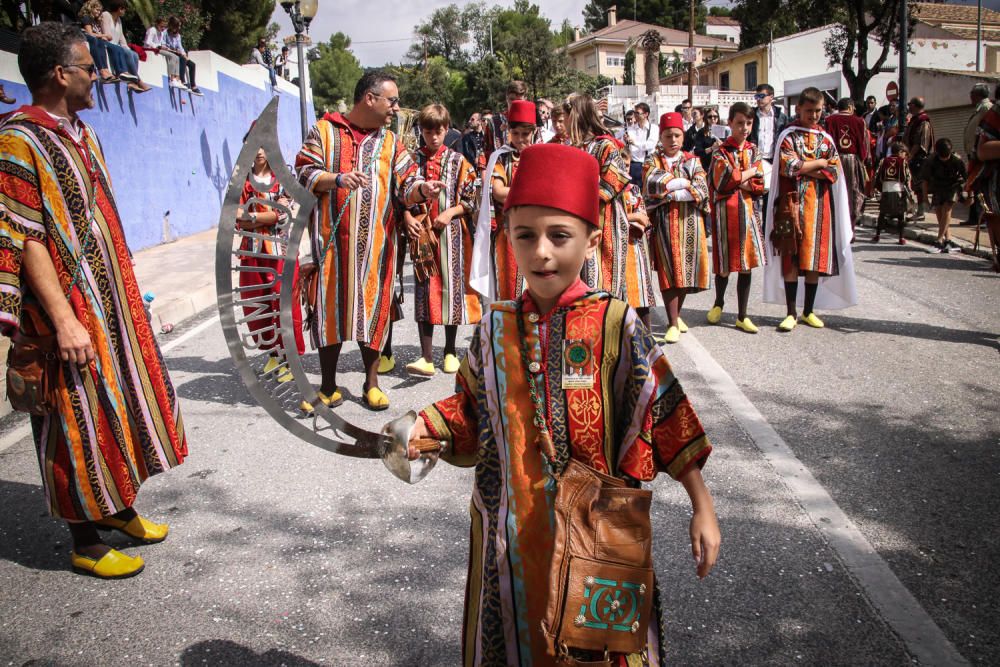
[63,62,97,76]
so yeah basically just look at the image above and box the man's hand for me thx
[338,171,369,190]
[56,317,95,366]
[690,508,721,579]
[407,416,431,460]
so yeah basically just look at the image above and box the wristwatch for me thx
[335,173,343,188]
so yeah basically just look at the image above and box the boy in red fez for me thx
[643,111,711,343]
[408,143,720,667]
[472,99,537,301]
[707,101,767,333]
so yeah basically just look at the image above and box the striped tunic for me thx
[708,139,767,274]
[777,127,841,275]
[622,184,657,308]
[0,107,186,520]
[581,137,631,298]
[643,149,711,292]
[490,151,525,301]
[412,146,482,325]
[296,112,422,350]
[420,281,711,667]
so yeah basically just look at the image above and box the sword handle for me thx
[411,438,443,454]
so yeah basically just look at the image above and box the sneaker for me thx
[189,87,204,97]
[169,79,187,90]
[118,72,139,82]
[926,241,945,254]
[946,240,962,254]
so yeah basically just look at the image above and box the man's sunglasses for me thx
[754,93,770,100]
[370,92,400,107]
[63,63,97,76]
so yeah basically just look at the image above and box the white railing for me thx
[602,87,757,124]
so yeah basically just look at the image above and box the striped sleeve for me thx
[457,155,478,215]
[779,133,803,178]
[710,149,740,196]
[595,140,630,204]
[393,138,423,206]
[295,122,328,194]
[643,155,673,199]
[0,129,47,335]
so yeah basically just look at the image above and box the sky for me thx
[269,0,590,67]
[270,0,1000,68]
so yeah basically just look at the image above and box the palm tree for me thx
[640,29,664,96]
[130,0,156,28]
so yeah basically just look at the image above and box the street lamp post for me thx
[280,0,319,141]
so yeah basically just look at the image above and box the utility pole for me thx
[899,0,908,129]
[977,0,983,72]
[687,0,695,101]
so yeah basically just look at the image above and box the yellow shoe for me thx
[706,306,723,325]
[71,549,145,579]
[299,389,343,415]
[263,356,280,374]
[377,354,396,374]
[778,315,797,332]
[363,386,389,411]
[442,353,460,374]
[95,514,169,543]
[677,317,689,333]
[800,312,825,328]
[663,326,681,344]
[734,317,759,334]
[405,357,436,377]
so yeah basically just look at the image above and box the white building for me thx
[706,16,741,47]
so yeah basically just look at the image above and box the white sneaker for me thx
[169,79,187,90]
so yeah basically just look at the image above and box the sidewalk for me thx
[860,199,996,262]
[0,228,218,419]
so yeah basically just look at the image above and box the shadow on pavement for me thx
[0,480,67,571]
[179,640,320,666]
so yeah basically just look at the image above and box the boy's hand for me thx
[407,417,433,460]
[690,508,721,579]
[403,212,423,239]
[433,213,452,231]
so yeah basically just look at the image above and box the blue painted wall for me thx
[0,71,313,251]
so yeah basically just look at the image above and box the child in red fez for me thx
[872,141,912,244]
[488,98,536,300]
[644,111,711,344]
[409,143,720,666]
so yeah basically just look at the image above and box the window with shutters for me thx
[744,62,758,91]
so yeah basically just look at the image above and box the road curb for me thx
[150,284,217,332]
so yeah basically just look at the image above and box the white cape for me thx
[469,145,515,302]
[763,125,858,310]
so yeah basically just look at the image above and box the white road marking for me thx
[680,331,970,666]
[0,314,221,454]
[160,314,220,354]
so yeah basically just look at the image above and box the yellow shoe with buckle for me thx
[300,389,343,415]
[734,317,759,334]
[706,306,723,325]
[800,312,825,328]
[677,317,689,333]
[663,326,681,344]
[377,354,396,374]
[95,514,169,544]
[778,315,797,332]
[442,354,460,374]
[405,357,436,377]
[71,549,145,579]
[363,386,389,411]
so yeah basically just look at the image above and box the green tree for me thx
[546,70,613,101]
[709,6,733,17]
[199,0,275,63]
[462,54,507,112]
[405,4,471,66]
[491,0,562,98]
[553,19,576,48]
[582,0,706,33]
[309,33,364,115]
[824,0,907,103]
[731,0,825,49]
[623,49,636,85]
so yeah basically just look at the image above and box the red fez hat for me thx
[659,112,684,130]
[503,144,600,227]
[507,100,537,125]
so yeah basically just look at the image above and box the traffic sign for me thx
[682,47,698,63]
[886,81,898,102]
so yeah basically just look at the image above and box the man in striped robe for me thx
[0,24,186,579]
[296,71,443,412]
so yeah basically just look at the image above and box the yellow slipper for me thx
[663,325,681,344]
[263,356,280,375]
[677,317,689,333]
[405,357,436,377]
[300,389,343,415]
[442,353,460,374]
[778,315,797,332]
[377,354,396,374]
[706,306,723,325]
[95,514,169,543]
[800,312,825,328]
[71,549,145,579]
[363,386,389,411]
[734,317,759,334]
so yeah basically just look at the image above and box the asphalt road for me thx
[0,236,996,666]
